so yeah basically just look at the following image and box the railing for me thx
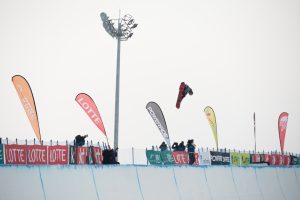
[0,137,299,165]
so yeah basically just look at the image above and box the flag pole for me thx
[254,112,257,153]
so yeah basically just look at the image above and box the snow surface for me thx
[0,165,299,200]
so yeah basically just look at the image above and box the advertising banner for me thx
[222,152,231,165]
[283,155,291,166]
[86,147,94,164]
[146,150,162,165]
[76,146,87,164]
[12,75,42,143]
[278,112,289,154]
[27,145,47,164]
[173,152,189,164]
[69,146,77,164]
[160,150,175,165]
[76,93,110,146]
[290,156,298,165]
[172,152,199,165]
[240,153,250,166]
[275,155,283,166]
[250,154,261,163]
[5,144,27,164]
[0,144,4,164]
[204,106,218,149]
[198,150,211,166]
[261,154,270,164]
[230,152,241,166]
[210,151,223,165]
[146,102,171,148]
[269,154,277,165]
[230,152,250,166]
[91,146,103,164]
[48,145,68,165]
[194,153,200,165]
[210,151,230,165]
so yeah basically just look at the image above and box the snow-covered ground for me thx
[0,165,299,200]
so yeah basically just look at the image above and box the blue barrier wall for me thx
[0,165,299,200]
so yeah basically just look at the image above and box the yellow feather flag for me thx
[204,106,218,149]
[12,75,41,143]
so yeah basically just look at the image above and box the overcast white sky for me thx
[1,0,300,153]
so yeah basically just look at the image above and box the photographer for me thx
[74,134,88,146]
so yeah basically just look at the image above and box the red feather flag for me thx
[278,112,289,154]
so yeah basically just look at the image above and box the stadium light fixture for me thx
[100,11,138,152]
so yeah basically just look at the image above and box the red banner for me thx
[283,155,291,166]
[278,112,289,154]
[261,154,270,163]
[269,154,277,165]
[76,146,87,164]
[5,144,27,164]
[76,93,107,136]
[172,152,199,165]
[275,155,283,166]
[27,145,47,164]
[91,146,103,164]
[251,154,261,163]
[173,152,189,164]
[48,145,68,165]
[194,153,199,165]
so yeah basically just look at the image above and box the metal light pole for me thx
[254,112,257,154]
[100,11,138,150]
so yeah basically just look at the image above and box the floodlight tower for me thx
[100,11,138,150]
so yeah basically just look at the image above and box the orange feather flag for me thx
[12,75,41,143]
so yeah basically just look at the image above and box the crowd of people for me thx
[159,139,196,165]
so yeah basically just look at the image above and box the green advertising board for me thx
[146,150,162,165]
[230,152,241,166]
[0,144,4,164]
[160,150,175,165]
[297,156,300,165]
[240,153,250,166]
[230,152,250,166]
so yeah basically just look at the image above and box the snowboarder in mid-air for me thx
[176,82,193,109]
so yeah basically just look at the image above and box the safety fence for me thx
[0,138,299,166]
[0,138,148,165]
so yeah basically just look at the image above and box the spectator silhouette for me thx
[187,139,196,165]
[178,141,186,151]
[172,142,179,151]
[103,148,120,164]
[74,134,88,146]
[159,142,168,151]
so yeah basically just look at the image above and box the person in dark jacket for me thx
[178,141,186,151]
[74,134,88,146]
[172,142,179,151]
[187,139,196,165]
[159,142,168,151]
[102,148,120,164]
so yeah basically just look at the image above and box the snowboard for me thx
[176,82,186,109]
